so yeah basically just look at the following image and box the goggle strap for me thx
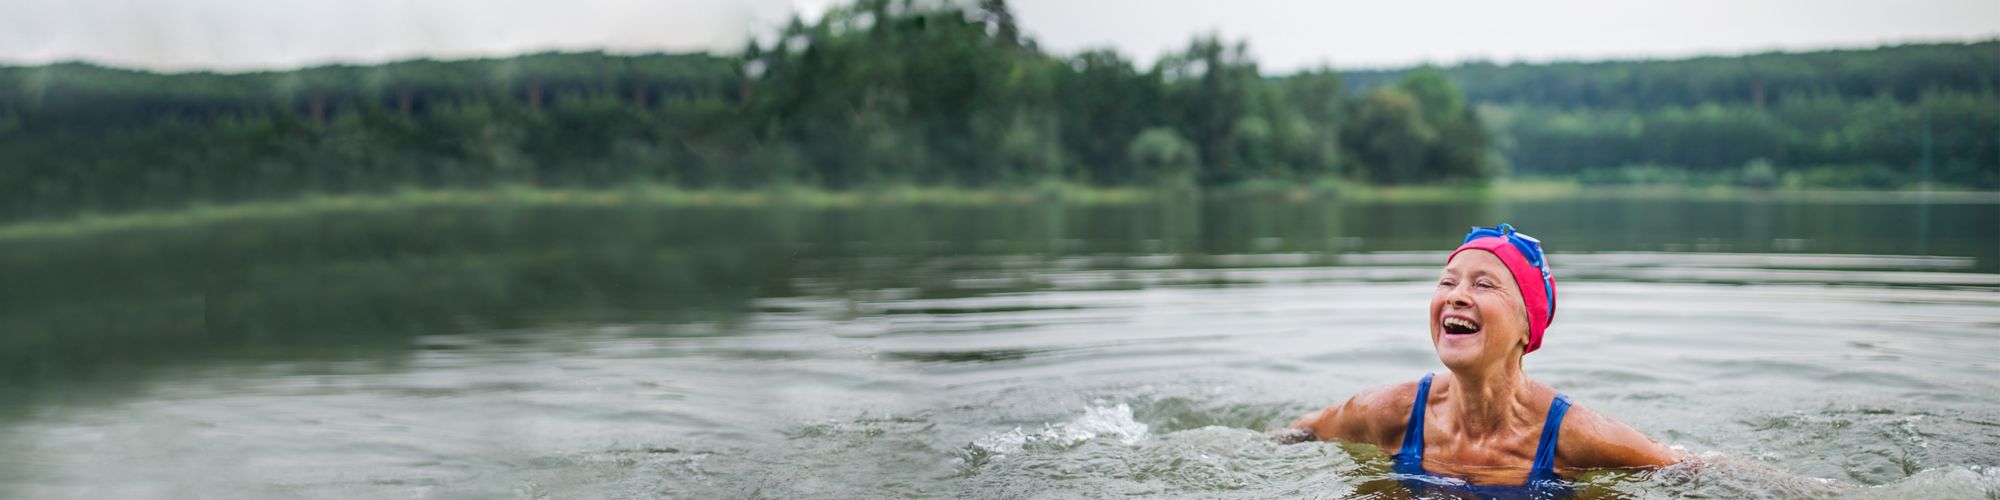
[1462,224,1555,308]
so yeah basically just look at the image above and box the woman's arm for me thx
[1275,382,1416,447]
[1558,404,1686,469]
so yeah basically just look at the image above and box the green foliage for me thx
[1493,90,1999,188]
[1158,36,1261,185]
[1056,49,1161,184]
[0,0,1493,221]
[1576,165,1709,187]
[1343,87,1433,184]
[1356,41,2000,189]
[1126,127,1199,186]
[1740,159,1778,190]
[0,0,1989,222]
[995,112,1067,182]
[1339,70,1494,184]
[1783,164,1907,189]
[1344,41,2000,109]
[0,51,753,218]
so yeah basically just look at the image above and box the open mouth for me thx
[1441,316,1482,335]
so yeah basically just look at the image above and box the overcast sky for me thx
[2,0,1995,73]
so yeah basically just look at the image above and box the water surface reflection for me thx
[0,197,1994,497]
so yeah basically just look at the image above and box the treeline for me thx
[1346,42,2000,188]
[0,52,751,219]
[736,1,1491,189]
[1,1,1996,222]
[0,0,1494,221]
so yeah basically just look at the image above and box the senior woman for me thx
[1282,224,1683,493]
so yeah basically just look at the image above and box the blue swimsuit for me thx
[1390,373,1574,498]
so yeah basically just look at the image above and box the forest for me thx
[1346,42,1999,188]
[0,0,1994,221]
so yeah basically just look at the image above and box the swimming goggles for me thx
[1462,223,1554,307]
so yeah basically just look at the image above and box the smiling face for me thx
[1430,250,1531,371]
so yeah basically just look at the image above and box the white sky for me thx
[1,0,1994,73]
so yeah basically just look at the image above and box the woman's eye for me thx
[1477,281,1497,289]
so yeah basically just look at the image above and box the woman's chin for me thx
[1433,333,1486,367]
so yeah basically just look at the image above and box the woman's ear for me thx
[1519,309,1533,348]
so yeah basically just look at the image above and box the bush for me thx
[1127,127,1199,188]
[1576,165,1689,186]
[1783,165,1906,189]
[1739,159,1778,190]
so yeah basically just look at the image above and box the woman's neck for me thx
[1444,361,1534,436]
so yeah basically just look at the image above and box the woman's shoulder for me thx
[1288,377,1428,446]
[1554,400,1686,469]
[1333,378,1429,445]
[1351,378,1425,410]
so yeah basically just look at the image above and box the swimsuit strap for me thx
[1397,373,1435,459]
[1529,393,1572,478]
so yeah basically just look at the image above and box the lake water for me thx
[1,195,1996,498]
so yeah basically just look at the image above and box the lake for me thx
[1,194,1996,498]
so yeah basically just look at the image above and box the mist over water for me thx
[0,196,1995,498]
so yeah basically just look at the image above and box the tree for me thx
[1127,127,1198,186]
[1342,87,1434,184]
[1159,35,1260,185]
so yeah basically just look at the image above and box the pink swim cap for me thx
[1447,224,1557,354]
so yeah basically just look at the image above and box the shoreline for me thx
[2,181,1994,241]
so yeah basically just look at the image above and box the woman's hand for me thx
[1267,427,1317,444]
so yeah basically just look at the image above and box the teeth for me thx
[1443,317,1478,331]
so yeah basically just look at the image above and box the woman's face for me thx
[1430,250,1530,371]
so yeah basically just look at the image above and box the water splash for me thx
[961,403,1150,464]
[1847,465,2000,498]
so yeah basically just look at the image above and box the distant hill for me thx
[1337,41,1996,183]
[1340,41,1999,109]
[0,51,741,131]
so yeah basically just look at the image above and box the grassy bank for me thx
[1209,177,2000,203]
[0,183,1157,240]
[3,180,1995,241]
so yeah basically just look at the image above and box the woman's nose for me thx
[1447,285,1472,308]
